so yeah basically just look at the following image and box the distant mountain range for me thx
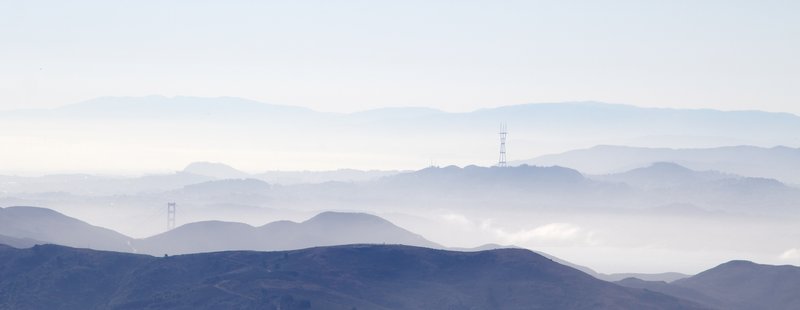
[3,96,800,172]
[0,206,696,284]
[0,162,398,197]
[7,160,797,203]
[595,162,732,189]
[0,171,215,196]
[4,161,799,243]
[183,161,403,185]
[377,164,588,192]
[362,164,800,215]
[133,211,440,255]
[183,162,251,179]
[8,97,800,144]
[519,145,800,184]
[0,244,709,310]
[0,206,437,256]
[594,162,794,196]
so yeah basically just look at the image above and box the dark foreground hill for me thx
[673,260,800,310]
[616,260,800,310]
[0,244,707,310]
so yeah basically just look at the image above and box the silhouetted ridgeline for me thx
[617,260,800,310]
[5,97,800,175]
[0,206,133,252]
[0,244,708,310]
[132,211,440,255]
[0,206,439,256]
[380,164,586,190]
[5,97,800,147]
[1,206,799,309]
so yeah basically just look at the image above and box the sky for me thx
[1,0,798,114]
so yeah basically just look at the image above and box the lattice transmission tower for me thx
[498,123,508,167]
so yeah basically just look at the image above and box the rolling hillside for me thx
[0,244,708,310]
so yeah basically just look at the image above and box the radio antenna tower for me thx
[498,123,508,167]
[167,202,176,230]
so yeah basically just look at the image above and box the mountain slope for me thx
[0,234,42,249]
[672,260,800,310]
[0,244,150,310]
[132,221,259,255]
[616,278,725,309]
[594,162,731,189]
[0,206,132,252]
[0,244,709,310]
[615,260,800,310]
[379,164,588,192]
[182,162,250,179]
[259,211,440,250]
[134,211,440,255]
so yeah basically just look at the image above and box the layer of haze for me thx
[1,0,799,114]
[1,1,799,276]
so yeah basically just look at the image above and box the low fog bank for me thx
[1,160,798,274]
[382,208,799,274]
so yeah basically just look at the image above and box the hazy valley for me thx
[5,1,799,307]
[2,205,800,309]
[3,99,800,309]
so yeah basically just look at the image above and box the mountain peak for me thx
[133,211,441,254]
[303,211,390,225]
[0,206,132,252]
[672,259,800,310]
[174,220,255,231]
[721,259,756,265]
[621,162,706,178]
[182,162,249,179]
[3,206,64,216]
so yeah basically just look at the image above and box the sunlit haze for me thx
[1,0,798,114]
[1,2,799,308]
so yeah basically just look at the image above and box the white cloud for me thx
[440,213,472,226]
[480,220,599,246]
[779,248,800,261]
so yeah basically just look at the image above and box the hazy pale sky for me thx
[1,0,798,114]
